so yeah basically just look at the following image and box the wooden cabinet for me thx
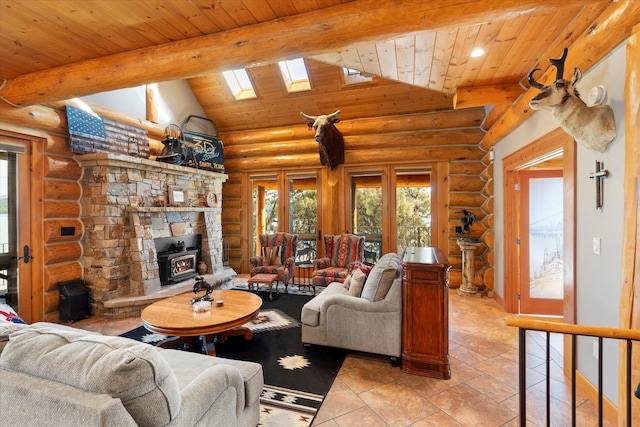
[401,247,451,379]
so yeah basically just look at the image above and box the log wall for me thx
[0,103,166,321]
[220,108,494,289]
[1,101,496,323]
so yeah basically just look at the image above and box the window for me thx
[251,175,279,256]
[278,58,311,93]
[288,174,318,264]
[343,67,374,85]
[222,69,257,100]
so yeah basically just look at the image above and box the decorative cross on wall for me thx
[589,160,609,209]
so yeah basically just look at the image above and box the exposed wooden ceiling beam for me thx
[453,84,523,110]
[481,0,640,149]
[0,0,603,107]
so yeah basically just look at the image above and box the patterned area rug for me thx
[121,291,343,427]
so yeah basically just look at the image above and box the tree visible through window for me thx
[396,185,431,253]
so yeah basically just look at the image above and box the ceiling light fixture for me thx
[470,48,485,58]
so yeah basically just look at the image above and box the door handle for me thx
[18,245,33,264]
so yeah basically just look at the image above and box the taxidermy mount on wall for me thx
[300,110,345,170]
[528,48,616,152]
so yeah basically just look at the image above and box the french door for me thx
[0,138,32,322]
[519,169,564,316]
[348,166,434,260]
[250,171,321,265]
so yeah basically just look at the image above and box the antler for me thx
[549,47,568,81]
[527,68,546,90]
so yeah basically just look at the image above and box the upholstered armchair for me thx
[250,232,298,292]
[311,234,365,288]
[301,252,403,364]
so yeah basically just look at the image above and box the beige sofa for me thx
[0,322,263,427]
[301,252,402,365]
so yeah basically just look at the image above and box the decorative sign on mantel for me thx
[66,105,150,157]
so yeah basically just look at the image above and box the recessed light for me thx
[471,48,485,58]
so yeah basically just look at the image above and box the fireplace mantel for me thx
[76,152,228,181]
[125,206,220,213]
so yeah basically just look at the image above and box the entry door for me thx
[519,170,563,316]
[0,140,32,322]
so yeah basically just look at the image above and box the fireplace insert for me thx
[155,235,202,286]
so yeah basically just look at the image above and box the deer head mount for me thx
[528,48,616,152]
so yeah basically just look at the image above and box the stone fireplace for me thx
[76,153,235,318]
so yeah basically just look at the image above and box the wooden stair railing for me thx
[505,317,640,426]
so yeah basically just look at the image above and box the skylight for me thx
[222,69,257,100]
[278,58,311,93]
[343,67,374,85]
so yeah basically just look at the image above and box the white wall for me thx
[82,80,207,127]
[493,42,627,405]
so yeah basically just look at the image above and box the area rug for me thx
[121,291,345,427]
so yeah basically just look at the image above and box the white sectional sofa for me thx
[0,322,263,427]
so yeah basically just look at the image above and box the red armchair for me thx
[311,234,365,288]
[250,232,298,293]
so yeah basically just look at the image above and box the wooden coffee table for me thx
[248,273,280,300]
[141,290,262,356]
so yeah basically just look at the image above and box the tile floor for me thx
[71,289,610,427]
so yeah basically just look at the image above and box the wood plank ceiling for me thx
[0,0,615,133]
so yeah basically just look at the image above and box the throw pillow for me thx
[360,253,401,302]
[262,246,282,266]
[349,269,366,297]
[0,303,26,324]
[351,262,372,277]
[342,274,352,290]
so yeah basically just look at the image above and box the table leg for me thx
[155,335,213,356]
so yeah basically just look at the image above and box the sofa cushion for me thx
[0,325,181,427]
[160,349,263,409]
[0,322,28,354]
[348,269,367,297]
[301,282,349,327]
[360,253,401,302]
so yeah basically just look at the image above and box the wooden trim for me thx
[482,1,640,149]
[502,128,575,317]
[575,371,619,425]
[453,84,522,110]
[506,317,640,340]
[0,0,599,106]
[146,84,158,124]
[618,23,640,425]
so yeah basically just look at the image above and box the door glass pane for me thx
[529,177,563,299]
[288,175,317,264]
[252,176,278,256]
[352,175,382,264]
[0,152,17,309]
[396,173,431,254]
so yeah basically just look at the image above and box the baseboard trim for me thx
[575,370,618,424]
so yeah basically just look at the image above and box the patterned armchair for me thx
[250,232,298,292]
[311,234,365,288]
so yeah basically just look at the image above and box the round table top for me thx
[141,290,262,337]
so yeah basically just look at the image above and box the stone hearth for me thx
[76,153,234,318]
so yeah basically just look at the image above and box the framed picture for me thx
[168,185,188,207]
